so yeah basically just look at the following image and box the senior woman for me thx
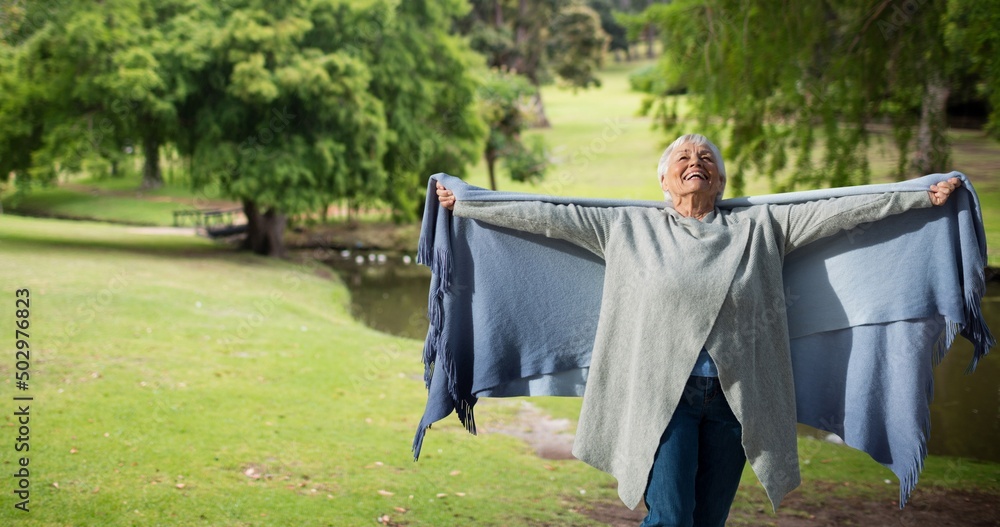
[435,134,960,527]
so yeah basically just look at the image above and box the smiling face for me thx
[659,142,723,202]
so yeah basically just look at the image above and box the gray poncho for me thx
[413,172,992,510]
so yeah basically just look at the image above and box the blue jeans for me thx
[641,376,747,527]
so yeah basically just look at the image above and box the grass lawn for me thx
[1,215,997,526]
[1,172,235,227]
[0,215,624,526]
[1,58,998,525]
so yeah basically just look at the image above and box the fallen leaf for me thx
[455,492,466,497]
[52,482,59,489]
[393,507,407,513]
[175,484,185,489]
[378,514,391,525]
[449,470,461,476]
[436,493,448,498]
[377,489,394,497]
[70,448,78,454]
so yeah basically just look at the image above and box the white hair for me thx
[656,134,727,202]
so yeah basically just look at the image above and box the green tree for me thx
[178,1,390,256]
[945,0,1000,138]
[613,5,659,59]
[1,0,486,256]
[180,0,484,255]
[0,0,185,190]
[549,4,608,89]
[480,69,550,190]
[460,0,609,126]
[356,0,486,220]
[636,0,999,195]
[587,0,631,60]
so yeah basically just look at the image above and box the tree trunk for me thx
[486,152,498,191]
[141,134,163,190]
[512,0,529,74]
[645,24,655,59]
[912,72,950,175]
[242,199,287,257]
[530,89,551,128]
[516,0,528,41]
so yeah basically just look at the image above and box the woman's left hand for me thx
[929,177,962,206]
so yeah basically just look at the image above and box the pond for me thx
[322,249,1000,464]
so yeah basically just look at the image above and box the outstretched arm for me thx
[436,182,614,258]
[778,177,962,254]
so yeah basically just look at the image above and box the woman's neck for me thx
[671,194,716,220]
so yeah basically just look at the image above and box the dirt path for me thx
[579,484,1000,526]
[486,401,1000,527]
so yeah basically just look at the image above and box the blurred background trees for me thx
[479,69,549,190]
[631,0,1000,195]
[456,0,610,126]
[2,0,999,255]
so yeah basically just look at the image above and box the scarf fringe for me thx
[413,217,477,460]
[412,423,428,461]
[960,264,995,373]
[897,432,929,508]
[901,263,993,506]
[457,399,477,435]
[416,216,435,268]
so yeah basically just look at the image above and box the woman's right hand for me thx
[436,182,457,211]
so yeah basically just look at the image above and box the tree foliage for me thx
[0,0,485,256]
[635,0,999,195]
[360,0,486,219]
[479,69,550,190]
[586,0,630,57]
[0,0,181,189]
[945,0,1000,138]
[459,0,609,125]
[549,5,608,89]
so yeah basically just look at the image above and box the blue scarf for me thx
[412,172,993,506]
